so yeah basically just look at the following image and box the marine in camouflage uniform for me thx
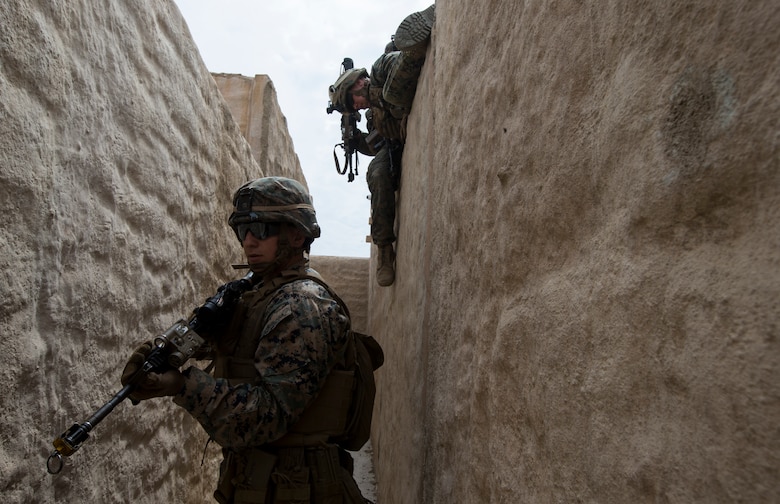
[328,4,435,287]
[121,177,370,503]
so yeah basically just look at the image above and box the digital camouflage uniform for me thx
[173,269,350,448]
[175,265,366,503]
[364,49,428,247]
[171,177,369,503]
[328,4,434,286]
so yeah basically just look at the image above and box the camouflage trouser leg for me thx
[382,49,427,109]
[366,145,397,246]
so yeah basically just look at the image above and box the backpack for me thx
[336,331,384,451]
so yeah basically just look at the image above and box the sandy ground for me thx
[353,440,378,502]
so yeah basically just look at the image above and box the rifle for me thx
[46,271,257,474]
[327,57,363,182]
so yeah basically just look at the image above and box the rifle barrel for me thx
[47,383,135,474]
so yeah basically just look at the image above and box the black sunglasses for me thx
[234,222,281,242]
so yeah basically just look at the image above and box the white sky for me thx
[173,0,433,258]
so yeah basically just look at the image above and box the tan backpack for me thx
[336,330,384,451]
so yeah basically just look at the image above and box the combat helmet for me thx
[328,67,369,113]
[228,177,320,244]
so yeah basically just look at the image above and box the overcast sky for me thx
[173,0,433,258]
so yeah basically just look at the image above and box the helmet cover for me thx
[228,177,320,241]
[329,67,369,113]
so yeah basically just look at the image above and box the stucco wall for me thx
[370,1,779,503]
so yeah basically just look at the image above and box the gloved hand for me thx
[120,341,154,386]
[121,341,185,402]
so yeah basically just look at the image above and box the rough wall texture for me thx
[0,1,303,503]
[370,1,779,503]
[212,74,305,187]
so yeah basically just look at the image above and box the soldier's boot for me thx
[376,244,396,287]
[393,4,436,52]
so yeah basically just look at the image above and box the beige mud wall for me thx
[370,1,779,503]
[0,1,308,502]
[212,74,306,189]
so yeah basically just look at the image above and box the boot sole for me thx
[394,5,436,51]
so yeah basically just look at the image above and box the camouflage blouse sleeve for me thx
[172,279,350,449]
[370,52,397,88]
[368,53,407,140]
